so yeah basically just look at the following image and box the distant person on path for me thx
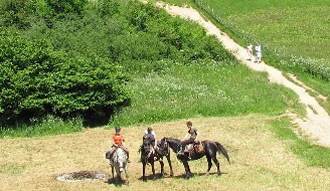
[247,43,253,61]
[255,44,262,63]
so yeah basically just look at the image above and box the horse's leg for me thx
[182,160,192,178]
[206,155,212,174]
[212,157,221,175]
[166,154,174,176]
[111,165,115,180]
[124,166,129,185]
[151,161,156,180]
[159,159,164,177]
[116,168,121,182]
[142,162,147,181]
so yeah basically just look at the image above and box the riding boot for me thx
[127,152,131,163]
[153,151,157,161]
[155,149,163,162]
[177,145,184,155]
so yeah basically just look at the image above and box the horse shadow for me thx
[172,171,228,179]
[106,178,129,187]
[138,172,165,181]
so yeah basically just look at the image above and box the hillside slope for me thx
[1,115,330,191]
[153,2,330,147]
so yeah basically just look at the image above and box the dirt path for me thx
[153,2,330,147]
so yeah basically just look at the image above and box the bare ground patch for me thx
[0,115,330,191]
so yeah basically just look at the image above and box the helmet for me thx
[115,126,121,132]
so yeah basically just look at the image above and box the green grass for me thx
[269,118,330,168]
[157,0,330,112]
[110,60,303,127]
[227,6,330,61]
[0,116,83,138]
[0,163,26,175]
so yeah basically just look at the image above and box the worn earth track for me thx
[151,2,330,147]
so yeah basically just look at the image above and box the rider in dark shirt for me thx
[179,121,199,156]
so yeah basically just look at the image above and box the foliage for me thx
[0,0,36,28]
[0,29,129,126]
[0,115,83,137]
[110,61,302,126]
[44,0,88,17]
[0,0,301,135]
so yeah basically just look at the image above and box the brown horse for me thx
[159,137,230,178]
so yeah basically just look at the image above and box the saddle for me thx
[185,142,204,154]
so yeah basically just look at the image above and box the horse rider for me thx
[108,126,130,163]
[178,121,199,158]
[143,127,162,161]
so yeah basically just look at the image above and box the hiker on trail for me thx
[255,44,262,63]
[247,43,253,61]
[107,126,130,163]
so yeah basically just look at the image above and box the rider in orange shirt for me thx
[108,126,130,162]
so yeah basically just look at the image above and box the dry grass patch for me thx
[0,115,330,191]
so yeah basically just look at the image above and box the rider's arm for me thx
[153,131,157,148]
[195,130,199,141]
[183,133,189,140]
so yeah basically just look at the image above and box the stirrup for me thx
[177,150,184,155]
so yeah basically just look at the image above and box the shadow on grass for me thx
[106,178,129,187]
[138,172,165,181]
[171,171,228,179]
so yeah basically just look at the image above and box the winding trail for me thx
[153,2,330,147]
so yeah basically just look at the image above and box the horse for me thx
[108,147,129,184]
[140,137,174,181]
[159,137,230,178]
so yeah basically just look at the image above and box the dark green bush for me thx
[97,0,121,18]
[1,0,236,130]
[0,29,129,126]
[0,0,37,28]
[44,0,87,17]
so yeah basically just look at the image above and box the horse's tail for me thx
[214,142,230,164]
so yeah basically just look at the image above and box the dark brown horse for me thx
[140,137,174,181]
[159,137,230,178]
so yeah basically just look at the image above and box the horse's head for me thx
[142,138,152,152]
[159,137,181,153]
[113,148,127,172]
[158,137,169,156]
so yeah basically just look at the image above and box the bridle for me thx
[159,138,169,156]
[141,140,153,162]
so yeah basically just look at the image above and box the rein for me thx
[141,143,153,162]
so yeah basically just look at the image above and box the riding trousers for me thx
[181,138,195,151]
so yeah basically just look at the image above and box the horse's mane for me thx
[162,137,181,143]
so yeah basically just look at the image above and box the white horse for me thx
[109,147,129,184]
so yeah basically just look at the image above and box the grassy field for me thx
[163,0,330,62]
[155,0,330,112]
[110,61,303,127]
[1,115,330,191]
[1,1,330,190]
